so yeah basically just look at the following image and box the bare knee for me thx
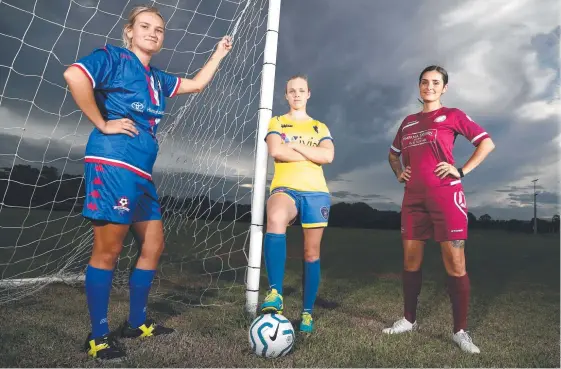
[267,213,291,233]
[441,241,466,277]
[91,242,123,269]
[404,254,422,271]
[303,247,320,262]
[139,239,165,262]
[444,257,466,277]
[403,240,424,271]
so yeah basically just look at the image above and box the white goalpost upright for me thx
[245,0,282,317]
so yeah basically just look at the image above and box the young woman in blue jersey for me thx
[259,75,335,333]
[64,6,232,360]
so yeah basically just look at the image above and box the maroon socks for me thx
[447,273,471,333]
[403,269,423,323]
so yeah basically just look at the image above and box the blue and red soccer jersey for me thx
[73,44,181,224]
[390,107,490,241]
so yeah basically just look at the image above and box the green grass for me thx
[0,214,559,367]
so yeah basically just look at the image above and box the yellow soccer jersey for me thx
[265,115,333,193]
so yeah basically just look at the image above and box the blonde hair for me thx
[122,5,165,49]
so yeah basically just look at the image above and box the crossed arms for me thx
[266,134,334,165]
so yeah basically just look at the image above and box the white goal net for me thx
[0,0,272,307]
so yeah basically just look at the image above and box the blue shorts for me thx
[271,187,331,228]
[82,163,161,224]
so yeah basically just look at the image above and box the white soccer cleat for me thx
[382,317,417,334]
[452,330,481,354]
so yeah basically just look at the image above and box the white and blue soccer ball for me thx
[248,313,295,358]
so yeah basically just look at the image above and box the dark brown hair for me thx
[419,65,449,85]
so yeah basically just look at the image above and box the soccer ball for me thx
[248,313,295,358]
[118,197,128,207]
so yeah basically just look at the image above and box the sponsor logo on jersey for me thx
[434,115,447,123]
[281,124,293,128]
[131,101,145,112]
[401,129,437,149]
[313,125,319,133]
[147,107,164,115]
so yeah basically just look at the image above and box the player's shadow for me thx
[315,296,340,310]
[278,275,341,314]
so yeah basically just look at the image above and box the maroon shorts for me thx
[401,184,468,242]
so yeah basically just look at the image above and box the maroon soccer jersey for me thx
[390,107,489,192]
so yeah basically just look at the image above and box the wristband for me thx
[457,168,464,178]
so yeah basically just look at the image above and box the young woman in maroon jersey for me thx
[383,65,495,354]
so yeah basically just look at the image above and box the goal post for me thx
[0,0,281,308]
[245,0,282,318]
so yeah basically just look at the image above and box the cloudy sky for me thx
[0,0,559,221]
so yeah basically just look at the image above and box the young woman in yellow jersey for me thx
[260,75,335,333]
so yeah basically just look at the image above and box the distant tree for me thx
[467,212,477,226]
[552,214,560,233]
[479,214,492,222]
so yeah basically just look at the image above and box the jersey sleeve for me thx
[318,122,333,143]
[390,124,403,156]
[153,69,181,98]
[264,116,282,141]
[71,47,115,89]
[453,109,490,146]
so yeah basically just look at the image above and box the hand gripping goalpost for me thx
[0,0,281,313]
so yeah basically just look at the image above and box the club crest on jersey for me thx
[113,196,130,213]
[434,115,447,123]
[320,206,329,220]
[131,102,145,112]
[280,133,291,143]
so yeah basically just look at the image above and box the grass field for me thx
[0,217,559,367]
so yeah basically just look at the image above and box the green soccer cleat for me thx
[84,333,126,361]
[299,312,314,333]
[260,288,284,315]
[119,319,175,339]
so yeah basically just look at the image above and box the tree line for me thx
[0,164,558,234]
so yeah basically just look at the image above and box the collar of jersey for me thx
[417,106,446,118]
[116,45,152,75]
[280,114,315,125]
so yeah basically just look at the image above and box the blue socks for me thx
[303,259,320,313]
[85,265,156,338]
[263,232,320,314]
[128,268,156,328]
[85,265,114,339]
[264,233,287,294]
